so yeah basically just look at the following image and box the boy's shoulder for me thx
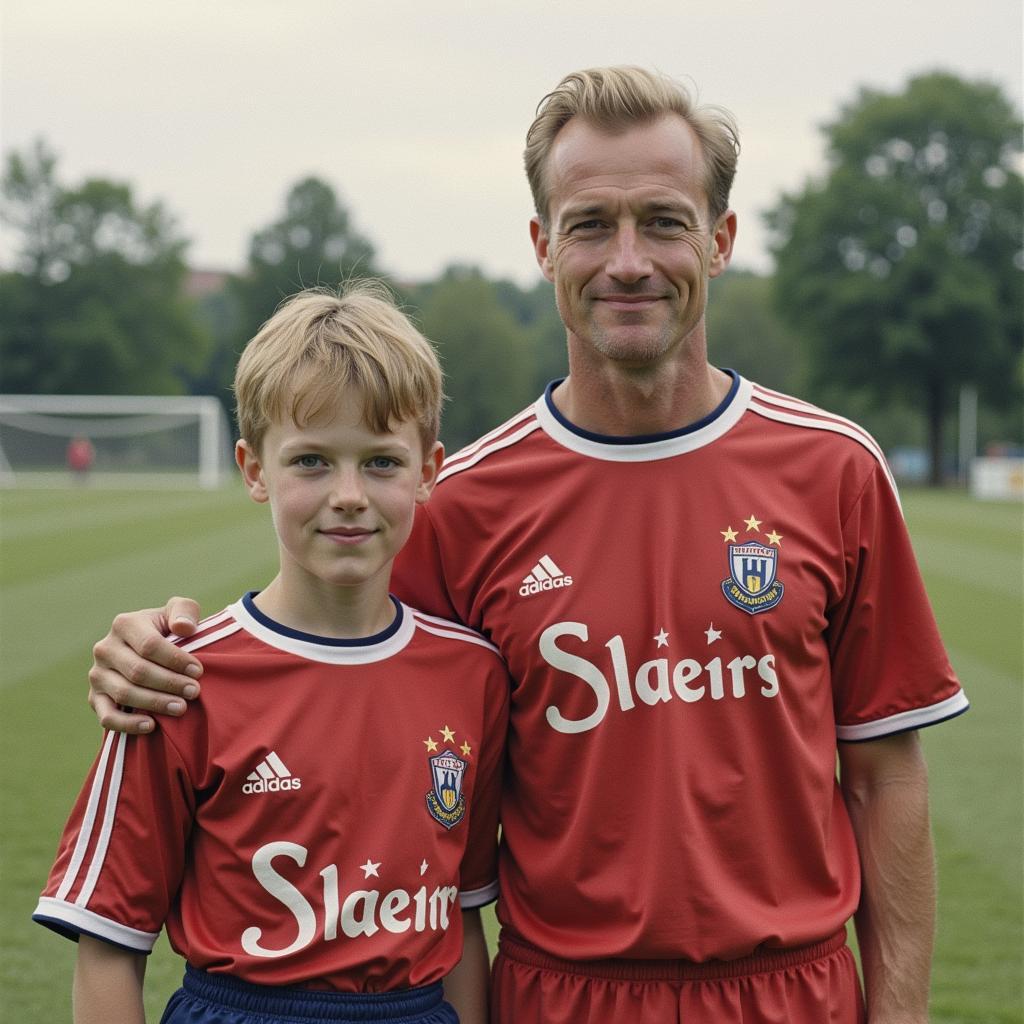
[403,604,503,662]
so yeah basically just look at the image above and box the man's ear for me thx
[236,439,269,503]
[416,441,445,504]
[530,217,556,283]
[708,210,738,279]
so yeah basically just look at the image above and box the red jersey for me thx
[35,594,509,991]
[392,373,967,963]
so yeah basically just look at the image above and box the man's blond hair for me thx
[525,66,740,226]
[234,280,444,454]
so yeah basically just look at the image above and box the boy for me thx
[34,282,509,1024]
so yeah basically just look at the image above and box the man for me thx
[88,67,967,1023]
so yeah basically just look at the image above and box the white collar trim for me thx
[534,376,753,462]
[228,598,417,664]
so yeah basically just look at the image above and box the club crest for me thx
[426,750,467,829]
[722,542,785,614]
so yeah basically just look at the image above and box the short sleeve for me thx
[455,658,510,908]
[827,461,968,741]
[33,728,195,951]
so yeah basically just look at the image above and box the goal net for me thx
[0,395,234,489]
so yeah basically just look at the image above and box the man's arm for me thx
[442,907,490,1024]
[88,598,205,734]
[839,730,934,1024]
[73,935,146,1024]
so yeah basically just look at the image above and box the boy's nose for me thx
[329,467,368,510]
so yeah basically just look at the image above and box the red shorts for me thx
[491,930,866,1024]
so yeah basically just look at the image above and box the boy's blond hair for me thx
[525,65,740,226]
[234,280,444,454]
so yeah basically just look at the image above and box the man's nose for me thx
[606,226,653,282]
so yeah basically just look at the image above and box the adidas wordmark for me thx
[520,555,574,597]
[242,751,302,794]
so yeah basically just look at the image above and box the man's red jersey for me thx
[392,373,967,963]
[35,595,509,991]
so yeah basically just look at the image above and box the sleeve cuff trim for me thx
[837,690,969,741]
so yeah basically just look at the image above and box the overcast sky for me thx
[2,0,1021,285]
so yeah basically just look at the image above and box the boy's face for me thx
[236,393,442,595]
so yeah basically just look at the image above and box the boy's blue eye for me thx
[295,455,324,469]
[368,456,398,470]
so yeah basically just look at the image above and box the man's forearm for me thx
[840,732,934,1023]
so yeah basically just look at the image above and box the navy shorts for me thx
[160,965,459,1024]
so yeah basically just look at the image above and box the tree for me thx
[707,270,802,393]
[410,266,537,450]
[1,141,210,394]
[230,177,378,344]
[767,72,1023,484]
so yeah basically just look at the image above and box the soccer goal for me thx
[0,395,234,489]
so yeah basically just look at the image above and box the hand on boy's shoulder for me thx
[89,597,205,735]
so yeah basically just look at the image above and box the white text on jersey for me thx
[243,842,458,958]
[539,621,780,734]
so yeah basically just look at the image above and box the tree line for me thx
[2,72,1020,481]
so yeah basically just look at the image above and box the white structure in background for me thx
[970,456,1024,501]
[0,395,232,489]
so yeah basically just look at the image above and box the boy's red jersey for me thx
[35,596,509,991]
[392,374,967,963]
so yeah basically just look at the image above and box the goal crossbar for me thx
[0,395,231,489]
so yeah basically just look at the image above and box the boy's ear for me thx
[236,439,269,503]
[415,441,445,504]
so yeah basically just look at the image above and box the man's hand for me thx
[88,597,205,734]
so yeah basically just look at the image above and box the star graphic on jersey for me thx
[705,623,722,645]
[744,515,762,532]
[360,860,381,878]
[460,741,472,757]
[420,860,429,876]
[721,526,738,542]
[423,736,438,752]
[654,629,669,648]
[766,529,783,546]
[440,725,455,743]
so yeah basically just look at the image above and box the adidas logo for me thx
[519,555,574,597]
[242,751,302,794]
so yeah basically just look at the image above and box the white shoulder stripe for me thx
[170,608,234,646]
[410,609,477,635]
[749,400,901,511]
[438,420,542,484]
[443,405,539,467]
[412,614,501,655]
[180,620,244,653]
[76,733,127,907]
[752,385,883,451]
[55,732,122,901]
[837,691,969,741]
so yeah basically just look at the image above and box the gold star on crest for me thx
[440,725,455,743]
[460,741,472,757]
[423,736,438,752]
[721,526,738,542]
[766,530,783,546]
[744,515,762,532]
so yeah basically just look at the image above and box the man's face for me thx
[531,113,735,370]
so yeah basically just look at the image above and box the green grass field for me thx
[1,485,1021,1022]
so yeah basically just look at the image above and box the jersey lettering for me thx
[243,842,458,958]
[540,622,780,735]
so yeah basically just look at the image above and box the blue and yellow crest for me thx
[722,542,785,614]
[426,750,467,829]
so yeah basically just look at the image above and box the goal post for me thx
[0,395,234,489]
